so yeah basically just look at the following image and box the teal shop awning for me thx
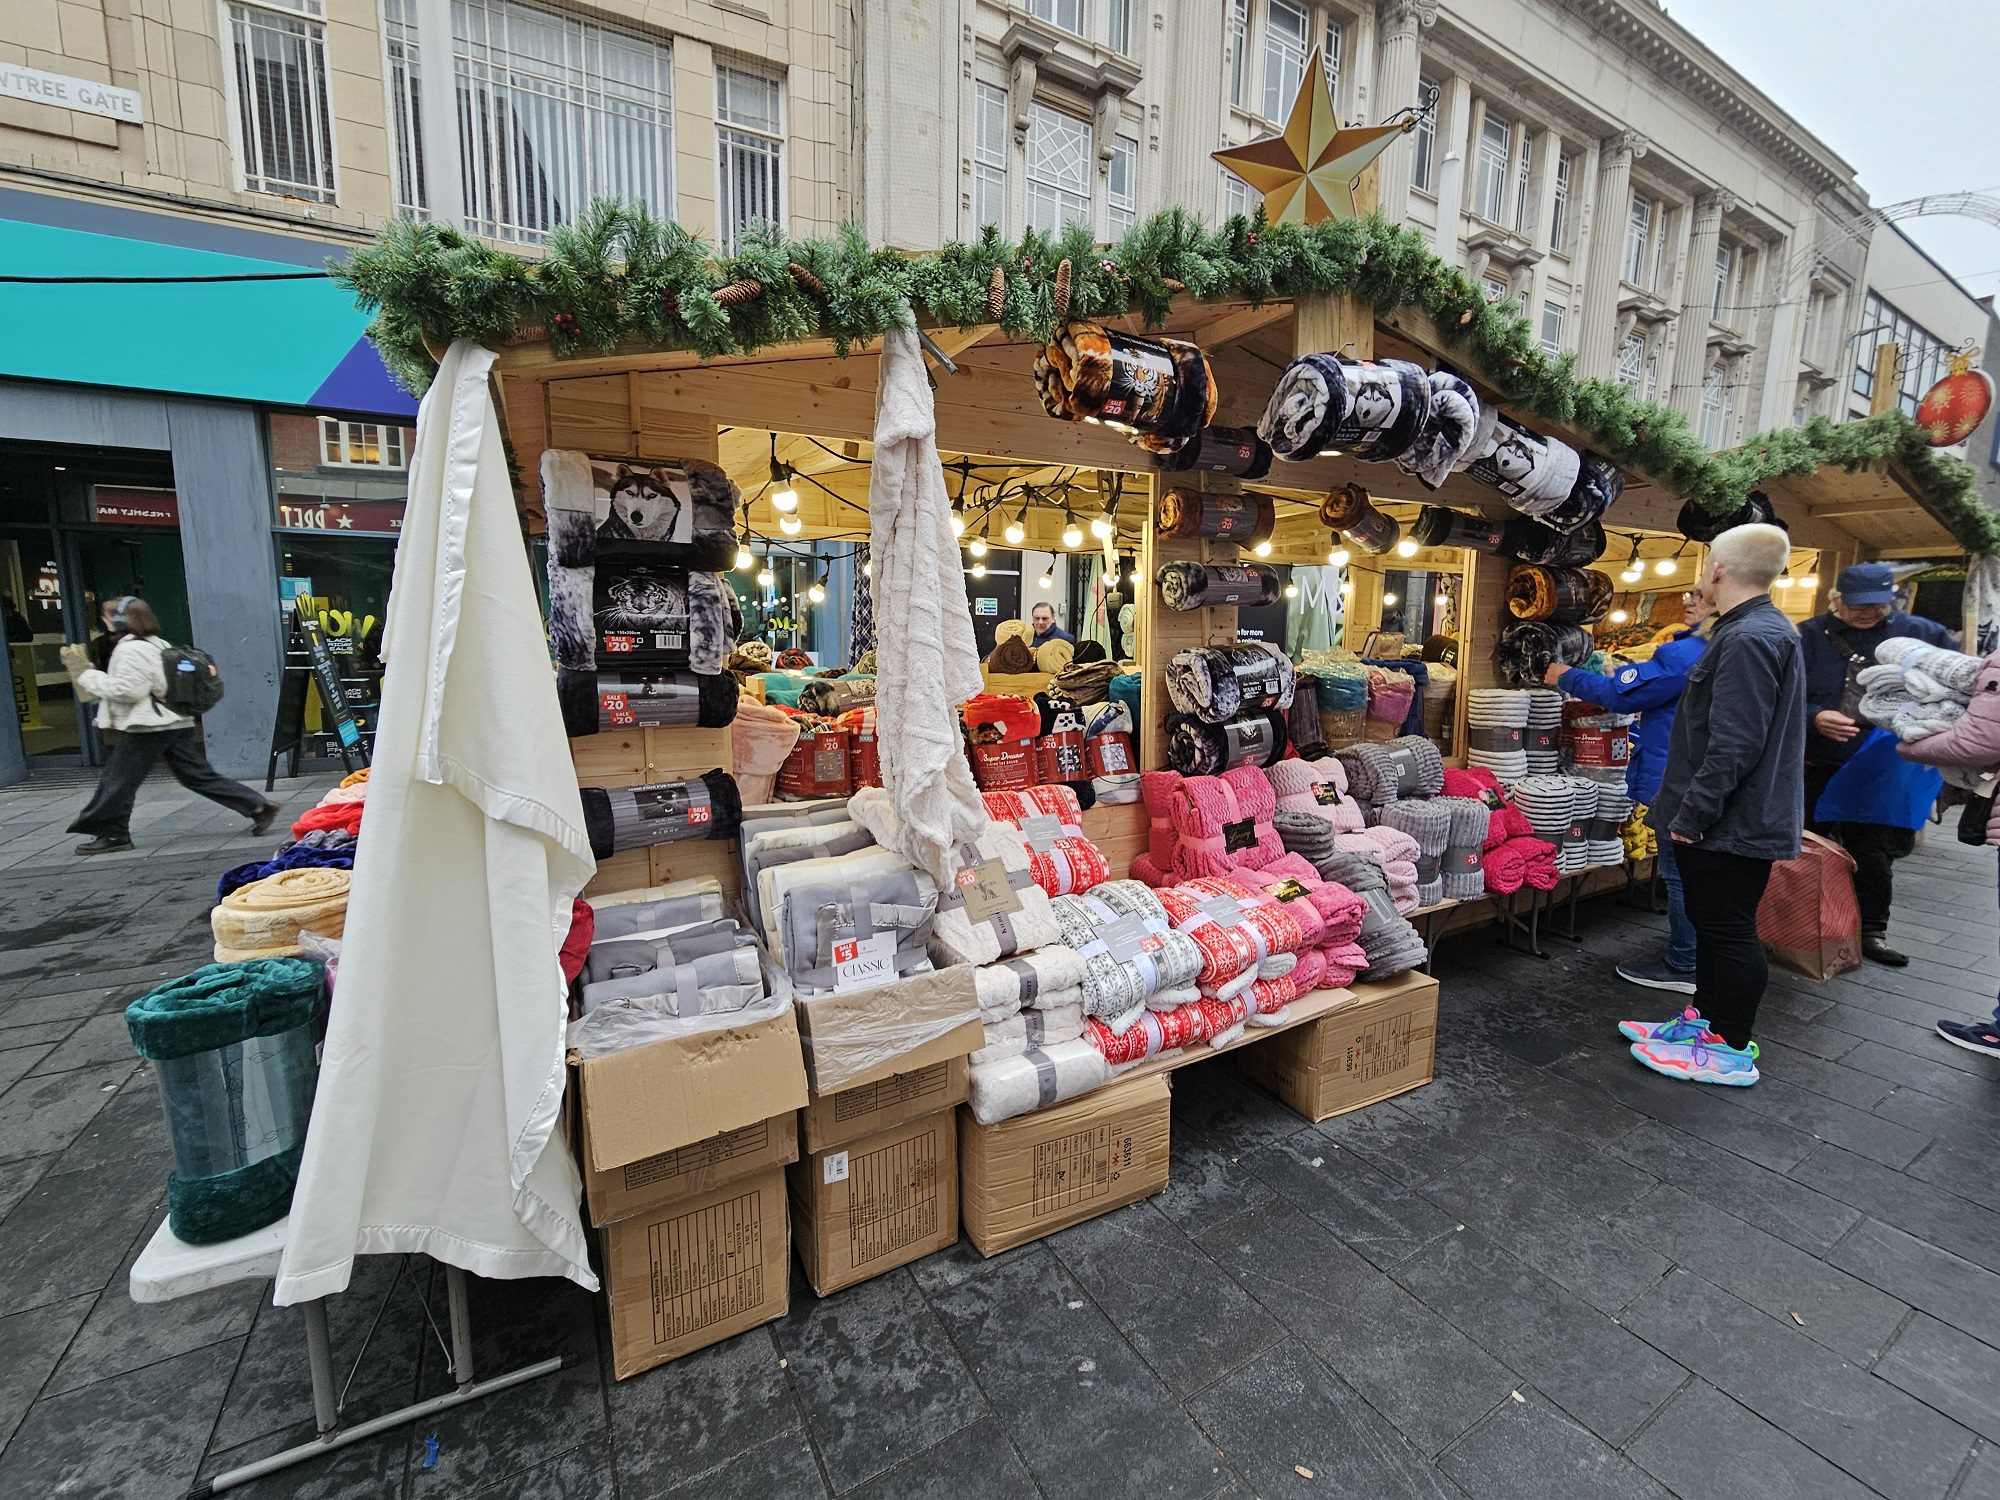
[0,217,415,417]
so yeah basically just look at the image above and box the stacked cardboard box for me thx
[1233,968,1438,1122]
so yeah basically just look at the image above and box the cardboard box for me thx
[580,1113,799,1227]
[789,1111,958,1295]
[570,1006,809,1225]
[958,1075,1171,1256]
[600,1166,788,1380]
[1233,968,1437,1123]
[794,966,982,1097]
[799,1055,970,1153]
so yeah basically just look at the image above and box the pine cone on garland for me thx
[714,278,763,307]
[1052,257,1072,319]
[789,261,823,296]
[987,265,1006,321]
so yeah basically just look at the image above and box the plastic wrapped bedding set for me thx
[1318,483,1400,555]
[1462,410,1581,518]
[1156,487,1277,544]
[1506,565,1613,625]
[1396,371,1483,489]
[1496,620,1592,686]
[1258,354,1432,463]
[1157,425,1273,480]
[1164,642,1294,722]
[557,666,739,739]
[1050,883,1204,1031]
[579,770,742,859]
[1165,710,1288,775]
[124,957,329,1244]
[968,1039,1112,1124]
[972,945,1088,1023]
[1156,560,1282,610]
[1034,321,1218,453]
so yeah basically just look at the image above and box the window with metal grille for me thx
[1481,274,1507,305]
[228,0,336,200]
[1027,0,1084,34]
[1323,18,1341,92]
[382,0,425,215]
[1624,196,1654,286]
[1549,151,1572,249]
[1108,134,1138,236]
[1700,363,1725,448]
[319,418,408,469]
[1229,0,1249,107]
[1411,74,1438,192]
[1108,0,1134,53]
[1026,103,1090,234]
[451,0,674,244]
[1539,301,1564,356]
[1616,332,1646,390]
[1472,110,1510,223]
[717,65,784,252]
[974,82,1008,231]
[1262,0,1308,121]
[1514,129,1535,231]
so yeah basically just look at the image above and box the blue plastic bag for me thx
[1815,728,1942,829]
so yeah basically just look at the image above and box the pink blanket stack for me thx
[1484,835,1560,893]
[1134,767,1286,885]
[1439,766,1533,849]
[1335,827,1422,913]
[1155,874,1309,993]
[1265,758,1366,836]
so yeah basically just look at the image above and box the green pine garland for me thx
[334,200,1997,554]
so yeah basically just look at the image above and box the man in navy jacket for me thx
[1798,562,1955,966]
[1546,587,1712,993]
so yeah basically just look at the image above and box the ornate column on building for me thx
[1576,130,1648,378]
[1373,0,1438,225]
[1670,190,1734,419]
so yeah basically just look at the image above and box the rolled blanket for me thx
[1412,505,1508,553]
[1591,780,1633,868]
[967,1040,1112,1125]
[732,701,804,805]
[549,560,735,674]
[1676,489,1784,544]
[1259,352,1347,459]
[776,647,812,668]
[290,801,361,841]
[1156,560,1282,611]
[1524,690,1565,775]
[1055,660,1119,705]
[1166,711,1289,776]
[1336,735,1445,810]
[1318,483,1400,554]
[1534,454,1624,534]
[1159,425,1274,479]
[1165,642,1294,722]
[216,844,355,904]
[1499,515,1607,568]
[1035,640,1076,674]
[1465,687,1530,783]
[1327,853,1427,978]
[1484,834,1559,894]
[728,640,775,677]
[1464,413,1581,517]
[1051,884,1205,1026]
[1433,797,1492,900]
[541,450,741,571]
[1506,565,1612,625]
[972,946,1089,1022]
[211,868,349,962]
[1036,322,1217,450]
[986,635,1040,675]
[796,676,875,716]
[124,957,327,1244]
[558,666,738,739]
[1396,371,1483,489]
[1156,486,1277,544]
[1260,354,1431,462]
[1511,775,1597,876]
[580,769,742,859]
[1495,620,1592,687]
[1382,800,1452,907]
[1085,995,1246,1068]
[1266,757,1366,835]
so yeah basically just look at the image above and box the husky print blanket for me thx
[541,450,741,571]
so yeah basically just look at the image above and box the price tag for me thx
[955,859,1023,923]
[1477,787,1505,810]
[1312,783,1345,806]
[831,933,897,994]
[1019,812,1063,852]
[1271,878,1310,902]
[688,803,712,825]
[1223,817,1258,852]
[821,1151,850,1185]
[1096,913,1160,962]
[604,635,636,653]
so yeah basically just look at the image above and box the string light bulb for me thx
[1061,511,1084,549]
[1382,592,1400,606]
[1776,576,1794,590]
[1003,505,1027,546]
[862,558,872,577]
[778,513,803,536]
[1090,514,1114,541]
[1128,569,1142,587]
[1283,583,1299,599]
[949,504,965,537]
[1037,566,1055,590]
[968,536,988,558]
[733,546,753,571]
[1609,608,1629,624]
[1395,537,1419,558]
[755,565,775,587]
[1800,573,1819,590]
[1329,546,1351,568]
[1618,538,1644,584]
[970,562,987,578]
[1252,538,1274,558]
[807,574,827,605]
[767,437,799,513]
[1653,556,1676,576]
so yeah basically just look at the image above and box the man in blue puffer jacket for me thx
[1542,587,1713,993]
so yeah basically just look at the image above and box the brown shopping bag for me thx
[1756,831,1861,981]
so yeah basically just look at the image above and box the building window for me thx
[1616,332,1645,390]
[1027,0,1084,34]
[716,65,784,252]
[451,0,674,245]
[382,0,425,215]
[1539,301,1565,356]
[1229,0,1249,108]
[1481,274,1508,305]
[1473,110,1511,223]
[1700,363,1725,448]
[1223,171,1250,219]
[1851,292,1952,417]
[227,0,336,201]
[1713,243,1733,322]
[1411,74,1438,193]
[319,419,408,469]
[1108,134,1138,236]
[1262,0,1309,121]
[1549,151,1572,250]
[1624,196,1654,286]
[1108,0,1134,53]
[1514,130,1536,231]
[1026,102,1091,234]
[1322,18,1342,93]
[1800,289,1825,369]
[973,82,1008,231]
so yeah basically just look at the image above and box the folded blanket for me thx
[1155,765,1287,879]
[291,801,361,841]
[773,870,937,998]
[1085,995,1245,1068]
[1335,827,1421,914]
[1395,370,1483,489]
[1272,809,1338,873]
[1250,853,1365,941]
[592,878,728,939]
[1216,859,1329,949]
[1156,486,1277,544]
[1507,564,1612,625]
[971,946,1089,1022]
[1055,660,1120,705]
[558,666,738,739]
[580,770,741,859]
[1330,856,1428,979]
[1156,561,1282,611]
[1876,637,1982,698]
[1051,884,1204,1026]
[211,868,349,962]
[968,1039,1112,1124]
[962,692,1043,743]
[1433,797,1493,900]
[1266,757,1367,836]
[972,1001,1087,1064]
[1154,875,1309,992]
[1337,736,1445,810]
[1440,765,1534,848]
[983,784,1085,835]
[796,676,875,716]
[1165,642,1294,722]
[579,942,763,1015]
[1287,675,1329,760]
[1484,834,1560,894]
[1166,711,1289,776]
[1382,799,1452,906]
[741,819,875,929]
[541,449,740,571]
[582,916,745,981]
[1366,668,1417,733]
[217,843,355,903]
[732,700,804,804]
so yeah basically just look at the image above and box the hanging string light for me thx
[970,561,988,578]
[1252,538,1274,558]
[779,512,804,536]
[768,436,799,513]
[1653,541,1687,578]
[1395,536,1419,558]
[968,535,989,558]
[1329,546,1351,567]
[1061,509,1084,549]
[1618,537,1644,584]
[807,572,827,604]
[1283,582,1299,599]
[756,563,775,587]
[1038,565,1055,590]
[1003,501,1027,546]
[733,544,754,571]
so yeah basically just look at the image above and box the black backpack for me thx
[159,642,226,713]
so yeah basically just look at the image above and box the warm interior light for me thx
[1283,583,1299,599]
[949,509,965,537]
[970,562,987,578]
[770,482,799,513]
[1800,573,1819,590]
[778,513,803,535]
[1653,557,1676,576]
[1330,547,1352,568]
[767,438,799,512]
[1037,568,1055,590]
[1062,521,1084,549]
[755,566,775,587]
[862,559,872,577]
[1340,580,1354,595]
[1609,608,1629,624]
[1620,566,1644,583]
[1090,515,1114,541]
[1382,592,1399,606]
[1003,518,1026,545]
[807,580,826,604]
[733,547,754,571]
[968,536,988,557]
[1252,539,1274,558]
[1776,576,1794,589]
[1128,569,1142,586]
[1395,537,1419,558]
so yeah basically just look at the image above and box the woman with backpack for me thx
[64,597,280,855]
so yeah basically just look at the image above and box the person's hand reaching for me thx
[1541,661,1567,687]
[1813,710,1861,743]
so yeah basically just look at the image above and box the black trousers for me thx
[69,728,266,839]
[1803,759,1913,936]
[1672,843,1775,1051]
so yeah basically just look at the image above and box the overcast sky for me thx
[1660,0,2000,307]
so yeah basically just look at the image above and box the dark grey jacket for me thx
[1647,594,1805,861]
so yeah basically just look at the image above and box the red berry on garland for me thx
[1248,232,1258,246]
[1099,258,1117,273]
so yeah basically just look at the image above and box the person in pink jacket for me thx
[1899,649,2000,1056]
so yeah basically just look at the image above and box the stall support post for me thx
[1137,471,1242,770]
[1452,546,1512,764]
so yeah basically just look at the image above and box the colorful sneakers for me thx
[1616,960,1697,996]
[1618,1006,1711,1044]
[1630,1035,1761,1086]
[1935,1019,2000,1058]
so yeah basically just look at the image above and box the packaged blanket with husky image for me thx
[541,450,741,571]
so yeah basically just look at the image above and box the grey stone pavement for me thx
[0,772,1997,1500]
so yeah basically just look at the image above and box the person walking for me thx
[1798,562,1956,966]
[64,597,279,855]
[1626,523,1804,1087]
[1546,584,1714,993]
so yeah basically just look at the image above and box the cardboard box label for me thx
[1033,1123,1135,1215]
[846,1130,943,1266]
[1347,1009,1415,1084]
[833,1061,951,1122]
[648,1185,771,1342]
[822,1151,850,1185]
[623,1120,772,1192]
[831,933,898,994]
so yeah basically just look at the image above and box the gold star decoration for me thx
[1213,47,1409,224]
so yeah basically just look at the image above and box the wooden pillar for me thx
[1452,549,1511,767]
[1137,469,1242,770]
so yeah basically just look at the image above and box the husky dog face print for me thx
[1351,375,1396,430]
[595,463,693,545]
[1267,376,1326,454]
[1492,436,1537,483]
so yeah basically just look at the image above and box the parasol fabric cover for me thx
[276,341,598,1305]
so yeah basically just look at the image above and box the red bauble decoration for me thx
[1915,357,1994,447]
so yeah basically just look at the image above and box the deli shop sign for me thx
[276,500,405,534]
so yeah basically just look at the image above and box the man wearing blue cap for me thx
[1799,562,1956,965]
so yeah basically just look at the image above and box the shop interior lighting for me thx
[970,562,987,578]
[1800,573,1819,590]
[862,558,872,577]
[1003,503,1027,546]
[1090,513,1115,541]
[968,536,988,558]
[733,545,754,571]
[1609,608,1629,624]
[1283,582,1299,599]
[806,573,827,605]
[1395,536,1419,558]
[949,501,965,537]
[767,437,799,513]
[1061,510,1084,549]
[778,512,803,536]
[1382,591,1399,606]
[1653,541,1687,579]
[755,565,775,587]
[1252,538,1274,558]
[1038,566,1056,590]
[1776,575,1794,590]
[1329,546,1352,568]
[1128,568,1143,587]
